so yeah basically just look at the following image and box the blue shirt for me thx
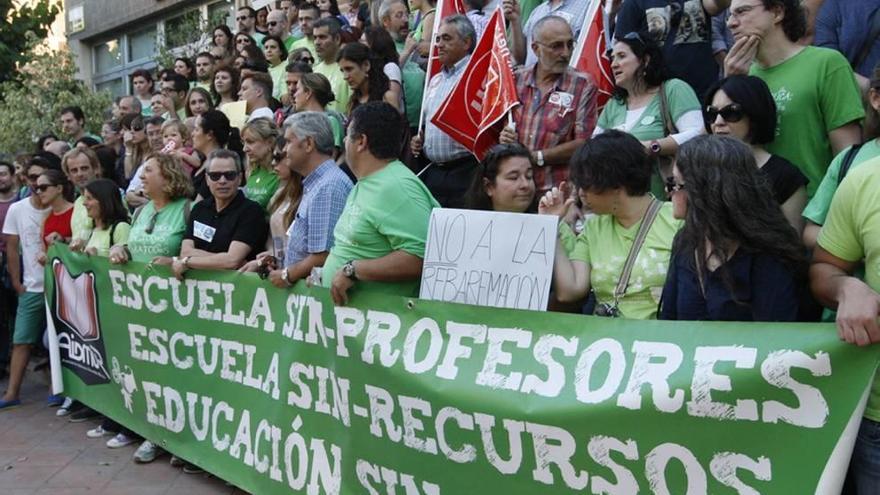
[285,160,353,267]
[659,248,800,322]
[814,0,880,77]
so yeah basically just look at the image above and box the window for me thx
[93,38,122,74]
[208,1,234,29]
[96,78,125,98]
[128,27,157,62]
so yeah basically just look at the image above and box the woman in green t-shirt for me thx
[539,131,680,320]
[262,35,290,100]
[70,179,130,258]
[241,118,281,211]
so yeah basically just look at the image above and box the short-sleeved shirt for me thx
[289,37,317,59]
[2,199,49,292]
[803,139,880,226]
[70,195,93,241]
[570,201,681,319]
[659,248,800,321]
[760,154,808,205]
[314,61,352,116]
[185,191,268,260]
[749,46,865,197]
[817,161,880,422]
[615,0,719,98]
[268,63,289,100]
[596,78,701,141]
[322,160,439,296]
[127,199,189,263]
[286,160,353,266]
[245,167,280,211]
[86,222,131,258]
[513,65,597,192]
[42,207,74,247]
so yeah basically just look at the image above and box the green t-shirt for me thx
[322,160,439,296]
[570,201,681,320]
[803,139,880,226]
[817,160,880,422]
[245,167,280,211]
[70,196,93,241]
[327,111,344,149]
[86,222,131,258]
[289,37,316,59]
[750,46,864,197]
[127,199,189,263]
[401,61,426,129]
[269,62,289,100]
[314,61,352,115]
[596,78,700,141]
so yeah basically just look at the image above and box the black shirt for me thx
[760,154,809,205]
[185,191,268,260]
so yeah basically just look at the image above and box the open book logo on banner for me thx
[52,259,111,385]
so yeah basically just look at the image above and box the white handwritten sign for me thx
[419,209,556,311]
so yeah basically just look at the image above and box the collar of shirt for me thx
[302,159,337,192]
[205,190,245,216]
[523,64,571,94]
[441,55,470,77]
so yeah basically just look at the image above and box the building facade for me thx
[64,0,245,97]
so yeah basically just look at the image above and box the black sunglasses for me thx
[664,177,685,195]
[236,15,254,21]
[267,21,280,27]
[207,170,240,181]
[705,103,745,123]
[34,184,54,192]
[299,57,314,64]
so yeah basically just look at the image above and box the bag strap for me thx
[855,8,880,71]
[612,199,663,305]
[658,82,679,136]
[837,143,864,184]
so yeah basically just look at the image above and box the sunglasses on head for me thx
[34,184,54,192]
[664,177,685,195]
[207,170,240,181]
[705,103,745,123]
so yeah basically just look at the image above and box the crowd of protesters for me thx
[1,0,880,490]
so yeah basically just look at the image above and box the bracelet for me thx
[284,267,294,286]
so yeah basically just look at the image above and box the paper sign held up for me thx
[419,209,556,311]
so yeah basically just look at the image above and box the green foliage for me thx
[156,9,231,70]
[0,35,112,155]
[0,0,61,88]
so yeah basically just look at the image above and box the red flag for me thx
[571,0,614,108]
[425,0,466,84]
[430,8,519,161]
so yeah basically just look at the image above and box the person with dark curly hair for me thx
[724,0,863,198]
[464,143,537,213]
[660,135,806,321]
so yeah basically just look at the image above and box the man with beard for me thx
[194,52,216,92]
[289,2,319,59]
[379,0,410,53]
[499,16,597,195]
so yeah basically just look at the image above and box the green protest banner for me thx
[45,245,879,494]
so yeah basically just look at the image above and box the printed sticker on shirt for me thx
[548,91,574,118]
[193,221,216,243]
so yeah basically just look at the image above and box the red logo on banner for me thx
[430,8,519,161]
[571,0,614,108]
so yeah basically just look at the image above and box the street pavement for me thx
[0,362,250,494]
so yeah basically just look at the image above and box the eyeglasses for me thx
[207,170,240,181]
[236,15,254,21]
[236,38,252,45]
[144,211,159,234]
[34,184,54,192]
[664,177,686,195]
[705,103,745,123]
[535,39,575,52]
[27,174,41,182]
[299,57,314,64]
[267,21,280,27]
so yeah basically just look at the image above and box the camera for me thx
[594,302,621,318]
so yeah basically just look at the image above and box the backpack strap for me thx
[837,143,865,184]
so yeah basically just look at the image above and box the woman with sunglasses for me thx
[660,136,806,322]
[118,113,150,190]
[35,170,74,260]
[211,64,240,107]
[263,35,290,99]
[594,31,703,197]
[704,75,807,233]
[540,130,680,319]
[241,118,281,210]
[289,47,315,66]
[234,32,256,55]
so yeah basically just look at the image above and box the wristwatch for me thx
[342,260,357,280]
[284,266,295,286]
[649,140,662,155]
[536,151,545,167]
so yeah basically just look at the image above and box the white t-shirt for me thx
[2,198,50,292]
[248,106,275,123]
[383,62,406,112]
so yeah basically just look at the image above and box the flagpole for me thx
[417,0,447,136]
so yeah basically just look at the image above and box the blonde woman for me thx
[241,118,280,210]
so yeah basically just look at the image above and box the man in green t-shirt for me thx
[725,0,863,198]
[811,161,880,490]
[312,18,351,115]
[61,147,100,241]
[289,3,319,59]
[323,102,439,303]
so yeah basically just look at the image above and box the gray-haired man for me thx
[268,112,353,288]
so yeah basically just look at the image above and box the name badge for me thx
[548,91,575,118]
[193,221,216,243]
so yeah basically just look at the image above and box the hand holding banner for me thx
[429,7,519,160]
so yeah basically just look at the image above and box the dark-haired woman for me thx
[594,32,703,196]
[263,35,290,99]
[364,27,405,119]
[540,130,680,319]
[211,25,235,63]
[35,170,74,262]
[73,179,130,257]
[704,75,807,233]
[660,136,806,321]
[174,57,195,84]
[465,143,536,213]
[212,64,240,107]
[338,42,401,114]
[234,32,256,55]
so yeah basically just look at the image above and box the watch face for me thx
[343,263,354,277]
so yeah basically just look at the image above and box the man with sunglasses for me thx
[499,16,597,196]
[267,9,297,52]
[236,6,265,45]
[614,0,730,98]
[289,3,319,60]
[174,150,268,280]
